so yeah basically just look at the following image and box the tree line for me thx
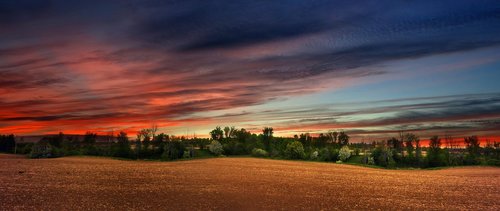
[0,126,498,168]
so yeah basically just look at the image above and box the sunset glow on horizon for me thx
[1,0,500,142]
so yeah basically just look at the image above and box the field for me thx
[1,154,499,210]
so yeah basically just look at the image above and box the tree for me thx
[62,136,79,154]
[114,131,131,158]
[338,131,349,146]
[83,132,97,146]
[162,140,185,160]
[284,141,305,159]
[208,140,223,155]
[143,134,151,151]
[387,137,403,153]
[298,133,311,148]
[210,126,224,141]
[234,128,251,143]
[153,133,167,148]
[326,131,339,144]
[0,134,16,153]
[222,126,237,139]
[404,134,414,158]
[338,146,351,161]
[315,133,328,148]
[134,136,142,158]
[464,136,481,164]
[150,124,158,140]
[262,127,273,137]
[371,146,395,167]
[137,129,151,142]
[429,136,441,151]
[229,126,236,138]
[262,127,273,151]
[50,132,64,148]
[427,136,445,167]
[415,136,421,161]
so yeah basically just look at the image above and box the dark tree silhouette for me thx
[114,131,131,158]
[464,136,480,157]
[83,132,97,146]
[262,127,274,151]
[0,134,16,153]
[338,131,349,146]
[210,126,224,140]
[429,136,441,151]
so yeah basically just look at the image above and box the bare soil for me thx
[1,154,499,210]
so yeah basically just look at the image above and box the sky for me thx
[1,0,500,141]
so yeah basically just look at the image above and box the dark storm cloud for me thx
[0,0,52,23]
[134,0,500,52]
[120,0,500,80]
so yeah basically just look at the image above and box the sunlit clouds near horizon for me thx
[1,0,500,141]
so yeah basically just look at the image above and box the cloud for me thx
[0,0,499,136]
[202,93,500,137]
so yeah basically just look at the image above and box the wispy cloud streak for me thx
[0,0,499,138]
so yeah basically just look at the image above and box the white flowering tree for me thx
[338,146,351,161]
[310,151,319,160]
[208,140,223,155]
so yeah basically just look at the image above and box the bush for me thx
[318,148,331,161]
[318,147,339,162]
[310,151,319,160]
[284,141,305,159]
[18,143,34,154]
[162,140,185,160]
[486,159,500,166]
[367,156,375,165]
[208,140,224,156]
[183,150,191,158]
[372,147,395,167]
[427,151,448,167]
[269,149,281,158]
[251,148,269,157]
[112,143,132,159]
[464,154,481,165]
[223,140,246,155]
[446,152,465,166]
[330,149,339,162]
[338,146,351,161]
[81,145,100,156]
[30,143,64,158]
[354,148,360,156]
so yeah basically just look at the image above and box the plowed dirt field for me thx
[1,154,498,210]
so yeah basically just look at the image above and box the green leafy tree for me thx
[285,141,305,159]
[464,136,481,164]
[162,140,185,160]
[298,133,311,148]
[427,136,445,167]
[315,133,328,148]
